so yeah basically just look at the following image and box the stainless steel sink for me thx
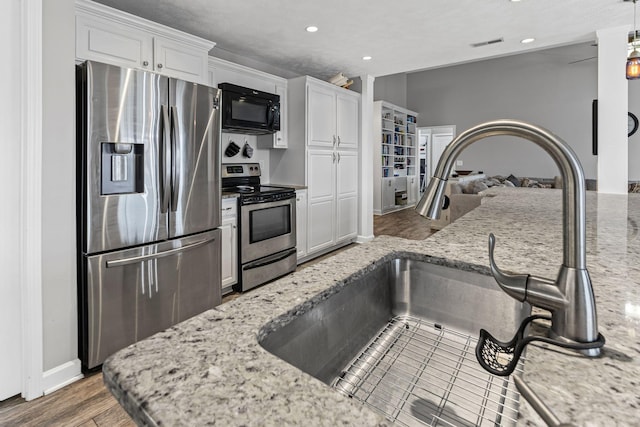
[259,257,532,426]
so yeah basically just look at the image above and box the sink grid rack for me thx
[332,315,525,427]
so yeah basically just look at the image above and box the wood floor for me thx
[374,206,433,240]
[0,372,134,427]
[0,208,432,426]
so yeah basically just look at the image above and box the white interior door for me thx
[431,131,454,178]
[418,127,431,194]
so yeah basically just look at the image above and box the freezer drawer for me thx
[80,229,221,370]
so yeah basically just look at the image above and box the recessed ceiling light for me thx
[521,38,535,44]
[305,26,318,33]
[362,56,372,61]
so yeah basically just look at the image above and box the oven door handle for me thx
[243,248,296,270]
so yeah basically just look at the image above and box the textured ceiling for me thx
[94,0,633,80]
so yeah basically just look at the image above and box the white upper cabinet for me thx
[336,94,359,149]
[273,84,288,149]
[307,82,358,150]
[75,0,214,85]
[152,37,210,83]
[308,84,338,148]
[76,13,153,70]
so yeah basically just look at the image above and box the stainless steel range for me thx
[222,163,296,292]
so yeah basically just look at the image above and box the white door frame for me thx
[20,0,44,401]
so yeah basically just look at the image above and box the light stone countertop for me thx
[103,188,640,426]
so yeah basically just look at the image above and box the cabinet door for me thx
[336,94,359,149]
[220,217,237,289]
[153,37,208,84]
[274,84,288,148]
[407,176,419,205]
[336,151,358,242]
[307,84,336,148]
[295,190,307,260]
[221,198,237,290]
[307,150,335,253]
[382,177,396,212]
[76,14,153,70]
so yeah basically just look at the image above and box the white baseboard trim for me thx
[42,359,83,395]
[356,234,375,244]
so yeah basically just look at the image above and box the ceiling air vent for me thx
[470,37,504,48]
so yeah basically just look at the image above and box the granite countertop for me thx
[103,188,640,426]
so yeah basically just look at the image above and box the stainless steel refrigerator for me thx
[77,61,222,370]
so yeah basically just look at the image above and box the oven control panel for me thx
[241,191,295,205]
[222,163,261,178]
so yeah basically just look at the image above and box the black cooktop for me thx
[222,184,295,205]
[221,163,295,204]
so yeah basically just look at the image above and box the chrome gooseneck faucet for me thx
[416,119,602,356]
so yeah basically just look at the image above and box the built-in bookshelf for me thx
[374,101,419,214]
[380,104,417,178]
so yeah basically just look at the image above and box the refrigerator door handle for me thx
[170,105,180,212]
[160,105,171,214]
[105,236,216,268]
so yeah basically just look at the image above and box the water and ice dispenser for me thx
[101,142,144,195]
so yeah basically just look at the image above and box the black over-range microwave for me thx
[218,83,280,135]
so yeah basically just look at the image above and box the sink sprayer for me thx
[416,119,605,376]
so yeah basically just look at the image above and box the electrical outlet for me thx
[456,160,464,167]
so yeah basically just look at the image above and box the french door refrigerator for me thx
[77,61,222,370]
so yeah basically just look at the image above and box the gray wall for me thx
[406,43,601,179]
[374,73,407,108]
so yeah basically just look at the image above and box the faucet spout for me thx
[416,119,601,352]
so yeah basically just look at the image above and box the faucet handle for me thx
[488,233,528,302]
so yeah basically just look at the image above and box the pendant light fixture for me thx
[627,0,640,79]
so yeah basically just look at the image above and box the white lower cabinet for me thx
[307,149,336,253]
[295,190,307,260]
[336,150,358,242]
[382,178,396,212]
[407,176,419,206]
[220,197,237,293]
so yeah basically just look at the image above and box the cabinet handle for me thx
[332,135,336,146]
[332,152,336,163]
[337,153,341,162]
[157,63,163,69]
[142,60,149,67]
[337,135,341,146]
